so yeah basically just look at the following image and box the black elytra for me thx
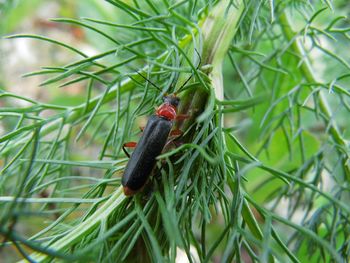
[121,115,173,195]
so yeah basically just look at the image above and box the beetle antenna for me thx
[132,70,162,93]
[177,49,201,92]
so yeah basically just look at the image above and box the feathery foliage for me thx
[1,0,350,262]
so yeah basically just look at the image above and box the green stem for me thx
[201,0,244,100]
[179,0,244,124]
[279,12,350,180]
[20,187,125,262]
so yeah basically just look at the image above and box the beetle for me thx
[121,94,181,196]
[121,51,201,196]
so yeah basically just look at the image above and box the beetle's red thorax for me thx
[156,103,177,120]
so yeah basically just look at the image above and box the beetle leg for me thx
[176,114,190,120]
[124,142,137,147]
[169,129,183,137]
[123,142,137,158]
[163,138,182,153]
[122,148,130,158]
[162,129,183,152]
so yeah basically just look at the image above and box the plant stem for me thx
[20,187,125,262]
[279,11,350,180]
[201,0,244,100]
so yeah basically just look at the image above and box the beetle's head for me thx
[163,94,180,108]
